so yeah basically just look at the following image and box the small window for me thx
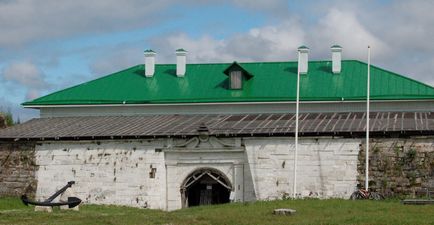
[149,167,157,179]
[230,70,242,89]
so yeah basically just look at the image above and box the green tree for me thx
[0,109,15,127]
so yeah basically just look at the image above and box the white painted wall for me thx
[38,101,434,118]
[35,140,167,209]
[244,137,360,199]
[34,137,360,211]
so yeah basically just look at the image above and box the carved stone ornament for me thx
[167,136,240,149]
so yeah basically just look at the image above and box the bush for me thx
[0,110,16,127]
[405,148,417,161]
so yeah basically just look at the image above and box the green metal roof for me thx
[23,60,434,106]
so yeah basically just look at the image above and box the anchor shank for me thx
[44,181,75,203]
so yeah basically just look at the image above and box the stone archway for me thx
[180,168,232,208]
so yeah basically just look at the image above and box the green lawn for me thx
[0,197,433,225]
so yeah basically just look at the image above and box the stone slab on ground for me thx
[34,206,52,212]
[273,208,296,215]
[402,199,434,205]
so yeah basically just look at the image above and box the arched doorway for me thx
[180,168,232,208]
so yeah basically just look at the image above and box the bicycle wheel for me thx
[369,192,384,200]
[350,191,363,200]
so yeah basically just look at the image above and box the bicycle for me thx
[350,189,385,200]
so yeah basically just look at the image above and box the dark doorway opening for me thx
[181,169,232,207]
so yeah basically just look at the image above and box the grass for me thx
[0,197,433,225]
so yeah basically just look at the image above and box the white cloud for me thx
[163,34,232,63]
[2,61,48,89]
[0,0,173,46]
[150,11,386,63]
[1,61,50,101]
[151,20,305,63]
[225,21,305,61]
[230,0,289,16]
[385,0,434,52]
[231,0,286,9]
[25,89,40,101]
[90,47,144,76]
[314,8,389,60]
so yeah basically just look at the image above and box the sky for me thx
[0,0,433,121]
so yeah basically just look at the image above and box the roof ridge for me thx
[153,60,361,66]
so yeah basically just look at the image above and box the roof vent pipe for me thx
[331,45,342,74]
[176,49,187,77]
[297,46,309,74]
[144,49,156,77]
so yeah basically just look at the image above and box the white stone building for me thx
[0,46,433,210]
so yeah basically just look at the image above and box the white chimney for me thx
[144,49,156,77]
[297,46,309,74]
[331,45,342,74]
[176,48,187,77]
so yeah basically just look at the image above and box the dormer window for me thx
[223,61,253,90]
[230,70,242,89]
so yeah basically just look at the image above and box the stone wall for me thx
[35,140,166,209]
[358,137,434,197]
[0,141,38,197]
[2,136,432,210]
[33,137,361,210]
[35,138,249,211]
[244,137,360,199]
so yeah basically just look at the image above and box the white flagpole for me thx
[365,46,371,191]
[293,50,300,198]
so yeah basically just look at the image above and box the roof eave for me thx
[22,98,434,109]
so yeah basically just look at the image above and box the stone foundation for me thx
[0,141,38,197]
